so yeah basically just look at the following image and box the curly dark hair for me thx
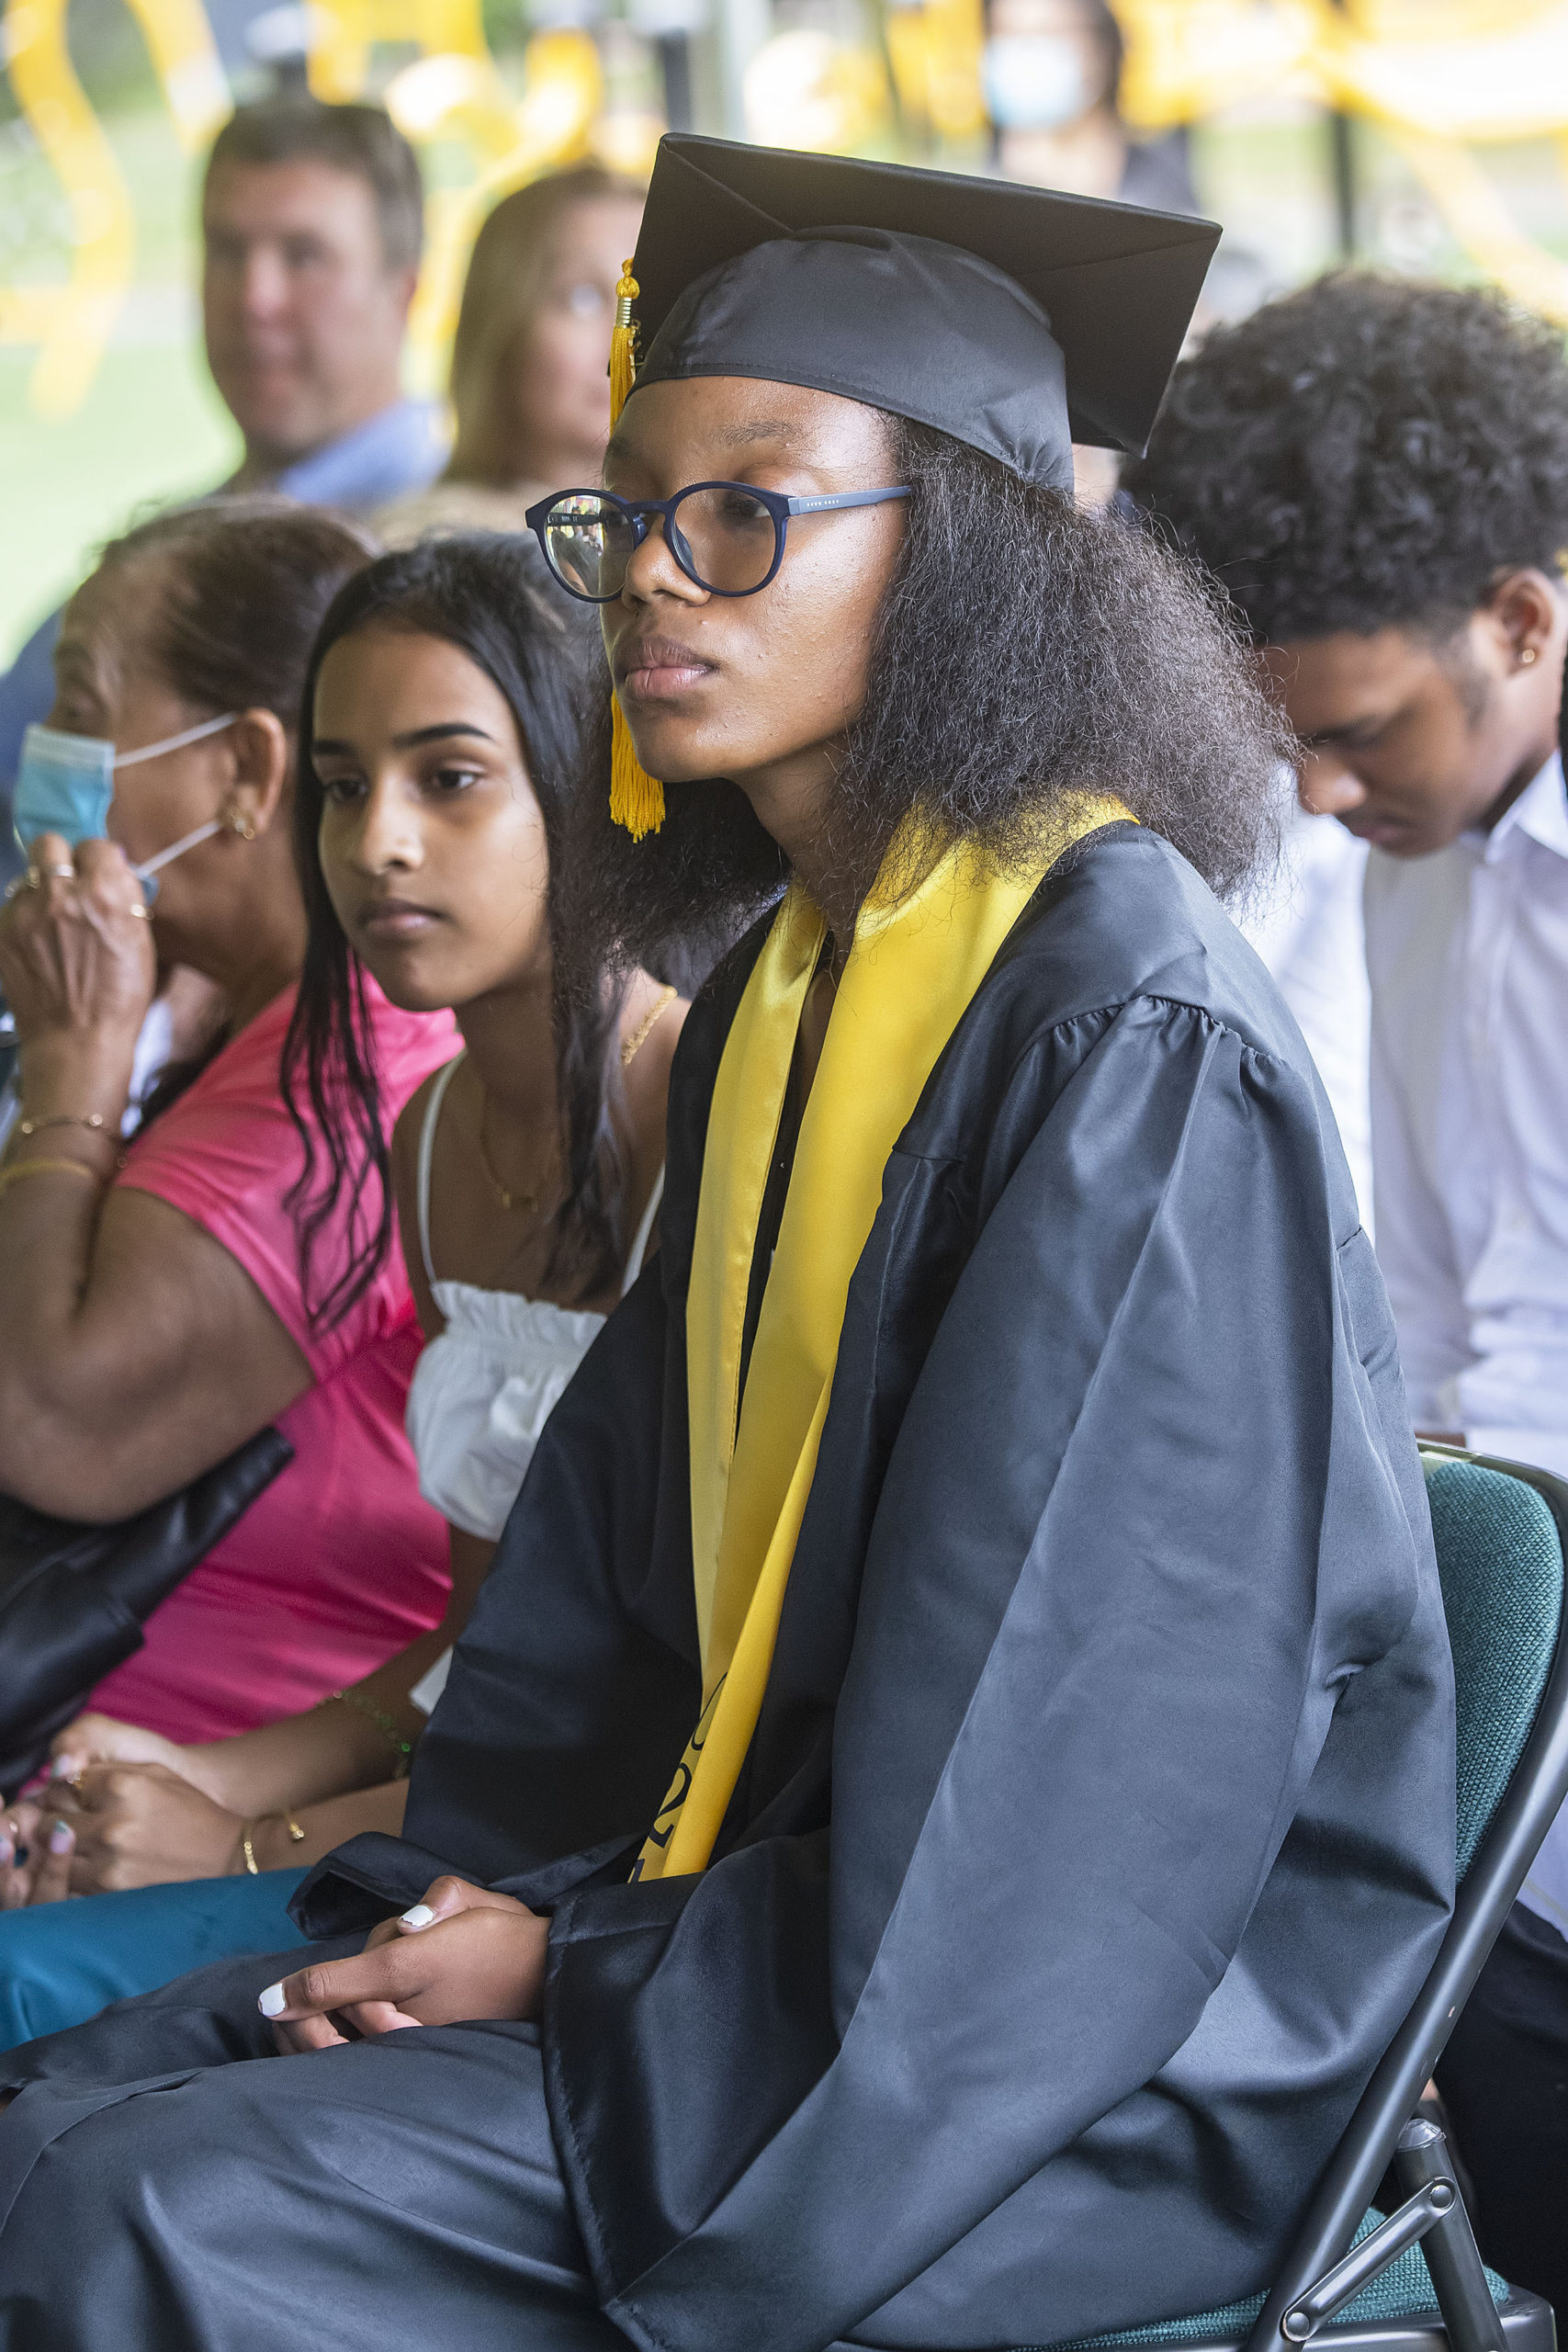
[1125,272,1568,645]
[578,413,1287,961]
[282,535,694,1329]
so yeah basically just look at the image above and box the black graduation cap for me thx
[624,135,1220,493]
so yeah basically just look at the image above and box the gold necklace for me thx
[621,982,676,1069]
[476,1093,554,1216]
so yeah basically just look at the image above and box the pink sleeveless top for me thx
[85,981,457,1745]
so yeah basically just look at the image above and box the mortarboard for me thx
[621,135,1221,493]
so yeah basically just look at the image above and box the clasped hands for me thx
[260,1876,549,2052]
[1,1717,244,1908]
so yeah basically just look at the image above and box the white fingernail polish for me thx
[258,1983,287,2018]
[400,1903,434,1928]
[51,1756,79,1780]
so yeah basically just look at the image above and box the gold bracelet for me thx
[17,1112,110,1138]
[0,1156,105,1203]
[282,1812,306,1844]
[240,1821,260,1875]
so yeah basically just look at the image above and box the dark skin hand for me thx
[259,1875,549,2051]
[1265,567,1568,858]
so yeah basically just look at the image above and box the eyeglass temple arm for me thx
[784,488,912,516]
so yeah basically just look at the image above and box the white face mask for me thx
[14,714,239,899]
[982,35,1094,131]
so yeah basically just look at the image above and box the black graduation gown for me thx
[0,823,1453,2352]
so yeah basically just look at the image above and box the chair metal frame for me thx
[1231,1448,1568,2352]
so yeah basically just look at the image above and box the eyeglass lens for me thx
[542,487,782,600]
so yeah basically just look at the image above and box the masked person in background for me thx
[0,537,686,2046]
[0,144,1451,2352]
[982,0,1199,211]
[0,503,457,1820]
[375,166,646,546]
[0,94,441,879]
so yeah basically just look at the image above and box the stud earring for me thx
[1520,647,1539,667]
[223,808,258,841]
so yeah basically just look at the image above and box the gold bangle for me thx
[17,1113,109,1138]
[0,1157,104,1202]
[240,1821,260,1875]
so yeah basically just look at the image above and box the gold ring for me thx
[127,903,151,921]
[65,1773,85,1792]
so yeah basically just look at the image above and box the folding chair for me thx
[1038,1447,1568,2352]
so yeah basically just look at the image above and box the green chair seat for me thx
[1042,2213,1511,2350]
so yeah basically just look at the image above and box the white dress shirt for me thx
[1364,749,1568,1937]
[1238,801,1372,1225]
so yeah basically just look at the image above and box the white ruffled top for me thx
[405,1049,660,1555]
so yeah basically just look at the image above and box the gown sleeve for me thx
[541,994,1452,2352]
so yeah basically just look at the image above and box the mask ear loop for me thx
[113,712,237,770]
[116,715,240,901]
[130,819,225,902]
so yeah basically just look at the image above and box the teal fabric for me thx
[1042,2213,1512,2348]
[1423,1457,1564,1878]
[0,1870,310,2052]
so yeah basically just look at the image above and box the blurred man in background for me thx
[0,96,442,873]
[1127,271,1568,2324]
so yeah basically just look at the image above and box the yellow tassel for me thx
[607,258,664,839]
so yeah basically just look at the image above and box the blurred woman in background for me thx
[0,504,455,1785]
[377,166,645,543]
[0,537,685,2045]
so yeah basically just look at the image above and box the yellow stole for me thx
[634,802,1131,1882]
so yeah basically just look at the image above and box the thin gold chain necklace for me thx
[475,1095,557,1216]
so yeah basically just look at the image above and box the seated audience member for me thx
[0,504,456,1777]
[377,166,645,545]
[0,94,441,876]
[0,149,1453,2350]
[1128,269,1568,2322]
[0,539,683,2042]
[984,0,1198,210]
[1235,786,1371,1224]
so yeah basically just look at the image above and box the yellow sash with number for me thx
[634,802,1132,1881]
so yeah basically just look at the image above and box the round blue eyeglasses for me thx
[524,481,910,604]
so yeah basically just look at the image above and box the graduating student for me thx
[0,144,1452,2352]
[1128,269,1568,2323]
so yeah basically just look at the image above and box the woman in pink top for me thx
[88,976,453,1742]
[0,503,456,1771]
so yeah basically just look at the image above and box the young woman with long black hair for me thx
[0,537,682,2042]
[0,147,1451,2352]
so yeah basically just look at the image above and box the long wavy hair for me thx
[281,534,667,1329]
[575,414,1287,966]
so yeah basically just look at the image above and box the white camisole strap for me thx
[622,1166,665,1296]
[416,1050,468,1289]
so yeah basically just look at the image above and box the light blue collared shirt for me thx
[0,398,446,879]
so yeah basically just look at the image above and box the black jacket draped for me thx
[298,822,1455,2352]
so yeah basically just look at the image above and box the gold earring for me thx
[1521,647,1539,667]
[223,808,258,842]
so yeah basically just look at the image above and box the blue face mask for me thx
[982,36,1093,131]
[14,714,238,899]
